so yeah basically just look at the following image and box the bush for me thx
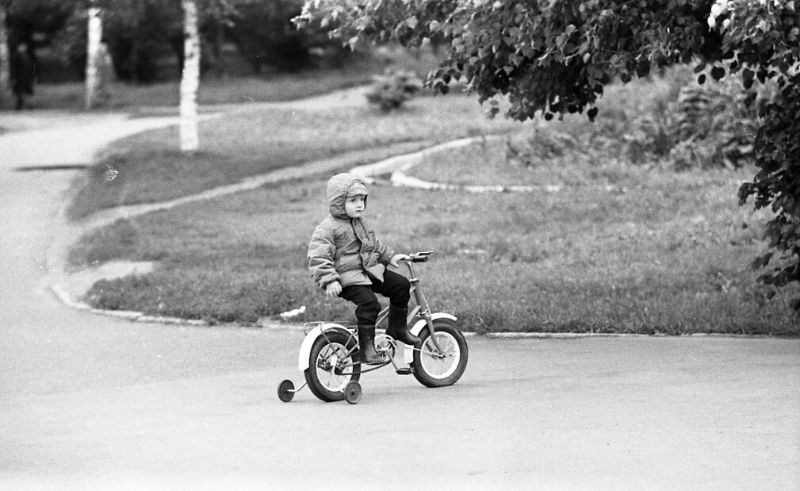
[365,69,423,112]
[668,74,759,170]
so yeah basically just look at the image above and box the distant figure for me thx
[10,44,35,111]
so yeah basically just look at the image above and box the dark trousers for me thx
[340,270,410,327]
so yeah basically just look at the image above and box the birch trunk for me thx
[0,6,10,107]
[180,0,200,152]
[85,5,102,110]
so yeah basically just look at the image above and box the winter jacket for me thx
[308,173,395,289]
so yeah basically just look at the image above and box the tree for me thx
[100,0,183,83]
[180,0,200,152]
[0,4,9,107]
[296,0,800,311]
[710,0,799,308]
[84,2,101,109]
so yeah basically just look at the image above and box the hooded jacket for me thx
[308,173,395,289]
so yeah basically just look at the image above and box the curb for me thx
[44,286,789,339]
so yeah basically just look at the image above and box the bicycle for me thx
[277,251,468,404]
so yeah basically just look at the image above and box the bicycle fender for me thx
[404,312,458,364]
[298,323,349,371]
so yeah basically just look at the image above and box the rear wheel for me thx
[412,319,468,387]
[304,330,361,402]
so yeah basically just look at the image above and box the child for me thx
[308,173,420,364]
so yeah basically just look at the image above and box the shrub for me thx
[668,74,759,170]
[365,69,423,112]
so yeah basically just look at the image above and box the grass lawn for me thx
[66,70,799,334]
[30,66,376,112]
[67,91,523,219]
[70,160,796,334]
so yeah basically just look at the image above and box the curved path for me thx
[1,98,798,489]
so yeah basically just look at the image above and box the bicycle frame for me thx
[374,258,444,353]
[298,253,453,371]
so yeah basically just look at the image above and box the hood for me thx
[326,172,368,219]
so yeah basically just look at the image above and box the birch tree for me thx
[180,0,200,152]
[0,4,9,107]
[84,2,102,110]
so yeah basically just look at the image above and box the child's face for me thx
[344,195,366,218]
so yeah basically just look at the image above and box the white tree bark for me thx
[0,6,10,107]
[180,0,200,152]
[85,5,102,110]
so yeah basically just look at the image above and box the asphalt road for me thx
[1,111,799,490]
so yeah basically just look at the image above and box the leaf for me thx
[636,57,651,78]
[406,16,418,29]
[742,68,755,89]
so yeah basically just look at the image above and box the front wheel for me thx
[412,318,468,388]
[304,329,361,402]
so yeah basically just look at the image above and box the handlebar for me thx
[404,251,434,263]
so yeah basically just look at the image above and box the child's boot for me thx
[357,326,385,365]
[386,306,421,345]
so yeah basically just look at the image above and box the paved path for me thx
[0,106,799,490]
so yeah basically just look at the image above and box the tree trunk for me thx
[0,5,10,108]
[180,0,200,152]
[85,5,102,110]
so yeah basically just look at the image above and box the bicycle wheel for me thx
[412,318,468,388]
[304,329,361,402]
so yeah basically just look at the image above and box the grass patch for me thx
[67,68,799,334]
[67,92,524,219]
[71,164,797,334]
[29,66,378,112]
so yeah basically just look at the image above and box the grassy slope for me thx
[67,93,523,219]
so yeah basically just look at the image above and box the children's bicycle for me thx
[278,251,468,404]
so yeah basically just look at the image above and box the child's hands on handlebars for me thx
[389,254,411,268]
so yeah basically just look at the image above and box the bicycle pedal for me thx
[395,367,413,375]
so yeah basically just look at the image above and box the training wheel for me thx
[344,380,362,404]
[278,379,295,402]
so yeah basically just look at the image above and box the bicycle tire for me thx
[304,329,361,402]
[412,318,468,388]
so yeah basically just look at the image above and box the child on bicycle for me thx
[308,173,420,364]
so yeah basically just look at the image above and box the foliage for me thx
[365,69,423,111]
[295,0,721,120]
[224,0,352,73]
[1,0,75,57]
[707,0,800,309]
[669,75,758,170]
[100,0,184,82]
[296,0,800,312]
[1,0,358,83]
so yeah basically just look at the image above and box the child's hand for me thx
[389,254,410,268]
[325,281,342,297]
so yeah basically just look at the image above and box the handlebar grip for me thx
[408,251,434,262]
